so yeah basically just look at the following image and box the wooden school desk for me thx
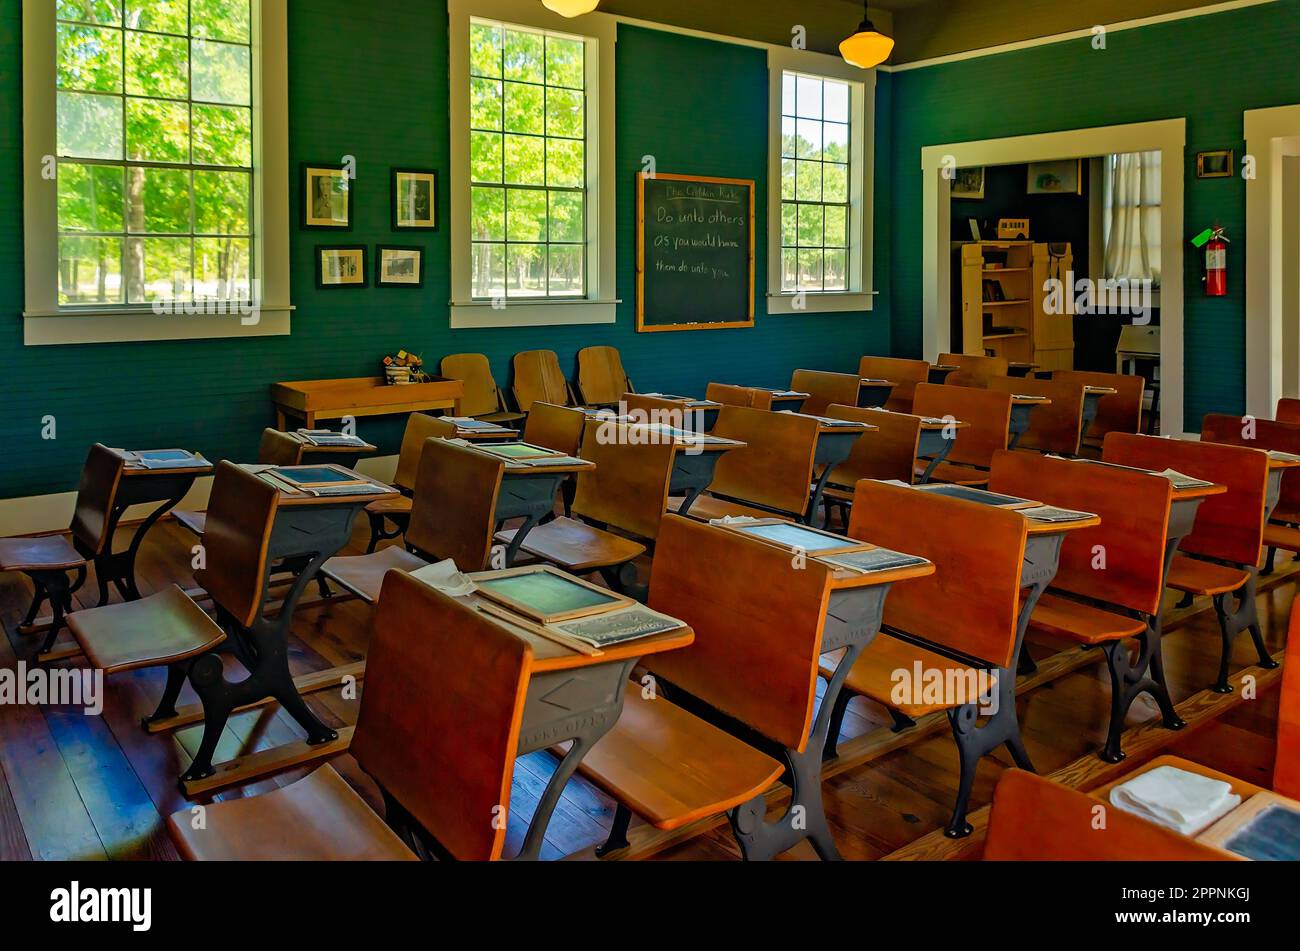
[909,413,968,483]
[454,572,694,860]
[1008,393,1052,449]
[271,376,464,430]
[157,464,399,797]
[478,444,597,567]
[793,414,875,524]
[1080,385,1119,436]
[750,387,810,413]
[442,418,520,442]
[857,378,897,409]
[286,431,378,469]
[635,393,723,431]
[929,364,960,384]
[654,429,747,515]
[1007,362,1038,378]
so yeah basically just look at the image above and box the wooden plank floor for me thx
[0,516,1289,862]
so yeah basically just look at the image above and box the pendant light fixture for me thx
[542,0,600,16]
[839,1,895,69]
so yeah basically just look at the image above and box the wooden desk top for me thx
[271,376,464,413]
[288,433,379,454]
[1010,394,1052,406]
[930,364,961,372]
[456,586,694,673]
[442,418,518,441]
[638,393,724,410]
[859,407,969,431]
[912,483,1101,535]
[779,412,876,435]
[1072,458,1228,502]
[1083,386,1119,397]
[1267,453,1300,470]
[116,450,214,477]
[242,464,399,507]
[859,378,897,388]
[467,442,596,476]
[709,519,936,587]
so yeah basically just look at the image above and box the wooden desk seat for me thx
[169,764,415,861]
[574,682,784,832]
[325,438,505,602]
[991,449,1183,761]
[1264,522,1300,555]
[512,350,575,412]
[576,346,634,408]
[989,377,1087,455]
[860,356,929,413]
[69,583,227,674]
[911,383,1011,485]
[791,369,860,417]
[170,570,536,861]
[666,494,780,521]
[983,769,1230,861]
[705,382,774,412]
[497,516,645,575]
[1105,433,1273,692]
[441,352,526,424]
[827,480,1029,837]
[364,414,456,552]
[826,404,919,488]
[911,460,990,487]
[2,444,123,654]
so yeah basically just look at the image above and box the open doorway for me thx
[920,119,1186,435]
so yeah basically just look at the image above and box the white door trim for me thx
[1244,104,1300,419]
[921,118,1187,435]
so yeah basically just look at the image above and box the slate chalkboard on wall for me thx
[636,172,755,333]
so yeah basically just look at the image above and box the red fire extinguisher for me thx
[1204,227,1229,297]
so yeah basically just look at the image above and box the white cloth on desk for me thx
[410,559,478,598]
[1110,765,1241,836]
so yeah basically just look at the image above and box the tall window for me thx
[1103,151,1162,286]
[779,71,851,293]
[468,19,587,301]
[54,0,254,307]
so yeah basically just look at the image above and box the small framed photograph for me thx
[316,246,367,289]
[302,163,352,230]
[951,167,985,200]
[392,168,437,230]
[1028,160,1082,195]
[376,245,424,288]
[1197,150,1235,179]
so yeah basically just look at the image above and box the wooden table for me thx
[271,377,464,429]
[857,378,897,409]
[455,577,694,860]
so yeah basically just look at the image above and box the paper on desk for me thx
[410,559,478,598]
[1110,765,1241,836]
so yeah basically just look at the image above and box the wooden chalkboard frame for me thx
[636,172,756,333]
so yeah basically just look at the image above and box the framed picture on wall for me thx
[316,246,368,289]
[392,168,437,230]
[951,167,985,199]
[302,163,352,230]
[1027,160,1083,195]
[1197,150,1235,178]
[376,246,424,288]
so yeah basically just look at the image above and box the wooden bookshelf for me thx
[956,241,1074,370]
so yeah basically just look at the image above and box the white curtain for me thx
[1103,151,1162,286]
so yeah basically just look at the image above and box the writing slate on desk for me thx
[637,172,755,333]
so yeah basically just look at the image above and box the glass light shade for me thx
[542,0,600,16]
[839,26,894,69]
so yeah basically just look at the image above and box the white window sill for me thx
[23,305,294,346]
[450,299,620,329]
[766,291,877,316]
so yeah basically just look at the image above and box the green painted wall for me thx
[0,1,891,501]
[889,0,1300,425]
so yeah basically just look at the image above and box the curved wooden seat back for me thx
[393,414,456,492]
[576,346,631,406]
[70,444,128,557]
[193,462,281,629]
[848,481,1026,669]
[1103,433,1268,567]
[1053,370,1144,439]
[912,383,1011,470]
[1203,413,1300,520]
[939,353,1009,389]
[1276,602,1300,798]
[512,350,572,412]
[860,356,929,412]
[989,450,1171,616]
[645,514,833,752]
[624,393,689,429]
[791,369,860,417]
[406,438,505,572]
[1277,398,1300,424]
[441,353,501,417]
[522,401,586,456]
[574,421,676,540]
[989,377,1088,455]
[984,770,1229,861]
[826,404,919,487]
[710,405,820,515]
[354,570,531,862]
[705,383,773,412]
[256,428,306,467]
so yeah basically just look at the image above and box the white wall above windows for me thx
[448,0,617,329]
[765,46,876,316]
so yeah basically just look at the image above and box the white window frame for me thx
[449,0,616,329]
[22,0,292,346]
[766,47,875,315]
